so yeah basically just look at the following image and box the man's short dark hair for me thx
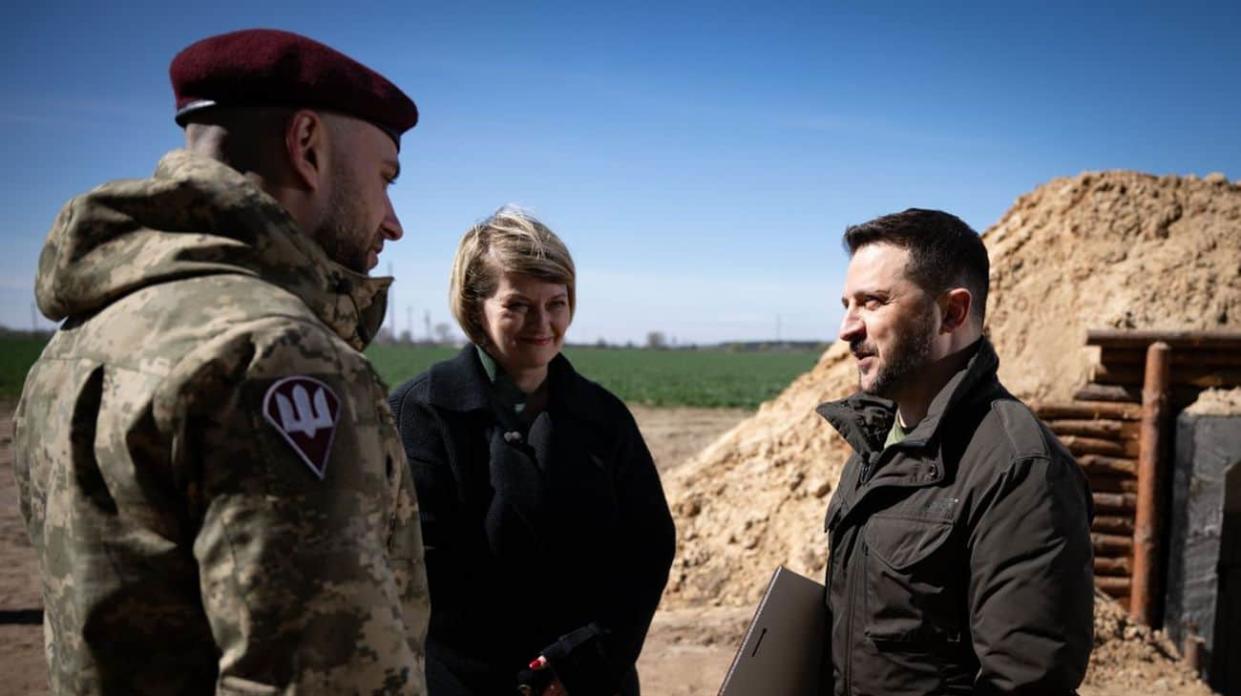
[843,208,989,322]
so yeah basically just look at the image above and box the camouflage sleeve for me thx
[158,318,427,695]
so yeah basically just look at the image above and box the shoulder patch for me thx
[262,376,341,479]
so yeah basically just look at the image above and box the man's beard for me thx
[314,165,371,274]
[856,313,936,398]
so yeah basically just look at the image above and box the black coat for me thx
[389,347,676,696]
[817,339,1094,695]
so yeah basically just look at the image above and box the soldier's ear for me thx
[939,288,972,334]
[285,109,327,192]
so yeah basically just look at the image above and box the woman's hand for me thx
[526,655,568,696]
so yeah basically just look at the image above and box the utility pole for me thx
[406,306,414,343]
[424,310,431,345]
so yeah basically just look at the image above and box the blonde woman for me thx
[389,208,675,696]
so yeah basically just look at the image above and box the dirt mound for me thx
[1085,592,1212,693]
[1183,386,1241,416]
[666,170,1241,609]
[662,171,1240,688]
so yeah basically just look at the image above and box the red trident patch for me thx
[262,376,341,480]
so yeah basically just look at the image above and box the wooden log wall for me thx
[1036,402,1141,606]
[1033,329,1241,621]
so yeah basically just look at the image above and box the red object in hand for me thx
[529,656,548,671]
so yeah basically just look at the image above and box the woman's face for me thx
[480,271,571,374]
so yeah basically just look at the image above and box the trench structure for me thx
[1033,330,1241,684]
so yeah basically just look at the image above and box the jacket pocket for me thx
[862,514,960,646]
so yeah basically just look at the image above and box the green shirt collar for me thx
[474,344,531,416]
[884,414,910,450]
[475,344,500,383]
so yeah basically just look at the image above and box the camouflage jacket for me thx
[13,150,429,695]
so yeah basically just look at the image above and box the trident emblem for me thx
[262,376,342,479]
[275,384,334,436]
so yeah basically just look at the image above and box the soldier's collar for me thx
[154,150,391,351]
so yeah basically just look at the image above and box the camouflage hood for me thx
[35,150,390,350]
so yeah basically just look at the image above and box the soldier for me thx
[13,29,429,694]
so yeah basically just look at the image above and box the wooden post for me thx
[1130,341,1171,625]
[1183,631,1204,676]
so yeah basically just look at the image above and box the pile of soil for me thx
[661,171,1241,687]
[1182,386,1241,416]
[1085,591,1213,694]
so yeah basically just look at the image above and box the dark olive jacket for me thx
[389,347,676,696]
[817,338,1094,696]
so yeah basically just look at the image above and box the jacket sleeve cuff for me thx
[541,622,620,695]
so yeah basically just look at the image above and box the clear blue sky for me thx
[3,1,1238,343]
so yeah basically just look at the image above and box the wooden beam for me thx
[1058,435,1140,458]
[1095,556,1132,575]
[1093,515,1135,535]
[1087,476,1138,494]
[1097,576,1132,594]
[1034,401,1142,421]
[1099,348,1241,367]
[1047,419,1138,440]
[1072,384,1204,408]
[1183,633,1205,675]
[1086,329,1241,350]
[1094,364,1241,389]
[1073,384,1142,404]
[1094,491,1138,511]
[1093,532,1134,554]
[1131,342,1171,626]
[1077,454,1138,476]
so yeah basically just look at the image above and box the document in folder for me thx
[717,565,826,696]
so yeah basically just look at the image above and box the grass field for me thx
[1,337,822,409]
[0,336,50,400]
[369,345,822,408]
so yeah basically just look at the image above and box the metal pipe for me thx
[1130,341,1171,625]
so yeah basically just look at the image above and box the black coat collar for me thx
[817,337,1000,455]
[426,345,595,415]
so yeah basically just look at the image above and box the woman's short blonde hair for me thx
[449,207,577,346]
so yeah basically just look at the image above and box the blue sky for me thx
[3,1,1238,343]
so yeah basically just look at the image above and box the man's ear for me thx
[285,109,328,191]
[940,288,973,333]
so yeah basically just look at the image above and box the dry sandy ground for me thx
[0,400,45,696]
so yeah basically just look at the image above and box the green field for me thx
[369,345,820,409]
[2,337,821,409]
[0,336,49,400]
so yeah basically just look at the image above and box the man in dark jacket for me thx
[818,209,1094,695]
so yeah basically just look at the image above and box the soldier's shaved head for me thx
[185,107,296,178]
[185,108,402,274]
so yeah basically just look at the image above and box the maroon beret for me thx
[170,28,417,148]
